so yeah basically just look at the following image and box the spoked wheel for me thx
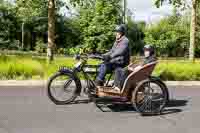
[133,79,168,115]
[47,72,80,105]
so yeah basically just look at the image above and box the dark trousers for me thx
[114,68,129,88]
[96,63,122,82]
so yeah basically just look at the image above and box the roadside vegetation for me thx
[1,55,200,81]
[0,55,99,80]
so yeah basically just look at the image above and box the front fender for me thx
[59,67,82,95]
[59,67,73,74]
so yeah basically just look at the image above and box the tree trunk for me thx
[189,0,197,61]
[47,0,55,62]
[22,22,25,50]
[123,0,127,24]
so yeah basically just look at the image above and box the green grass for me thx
[1,54,200,81]
[153,61,200,81]
[0,55,99,80]
[0,55,44,80]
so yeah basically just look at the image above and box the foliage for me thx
[154,0,199,61]
[65,46,84,55]
[55,17,82,49]
[35,39,47,53]
[75,0,123,53]
[15,0,48,22]
[144,15,190,57]
[69,0,95,7]
[154,61,200,80]
[1,55,200,80]
[0,55,99,79]
[0,1,19,48]
[0,55,44,79]
[126,17,146,55]
[1,0,200,59]
[154,0,188,9]
[70,0,147,55]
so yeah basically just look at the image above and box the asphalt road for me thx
[0,85,199,133]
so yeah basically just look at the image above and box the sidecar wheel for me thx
[132,79,168,115]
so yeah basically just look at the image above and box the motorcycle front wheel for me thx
[47,72,80,105]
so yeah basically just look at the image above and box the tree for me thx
[189,0,198,60]
[126,17,146,55]
[154,0,199,61]
[0,0,19,49]
[195,2,200,56]
[47,0,83,61]
[47,0,55,62]
[15,0,48,22]
[145,15,190,57]
[15,0,48,50]
[69,0,123,53]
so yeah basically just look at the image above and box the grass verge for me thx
[0,55,200,81]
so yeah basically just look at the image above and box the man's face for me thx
[116,32,122,40]
[144,50,150,58]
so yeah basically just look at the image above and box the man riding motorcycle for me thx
[95,24,130,87]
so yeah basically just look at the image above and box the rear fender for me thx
[150,76,169,101]
[150,76,167,88]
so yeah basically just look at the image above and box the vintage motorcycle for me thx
[47,54,169,115]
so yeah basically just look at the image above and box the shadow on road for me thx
[166,99,188,107]
[102,104,136,112]
[66,98,189,116]
[95,99,188,115]
[70,99,91,104]
[161,108,182,115]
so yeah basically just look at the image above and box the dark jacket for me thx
[104,36,130,67]
[142,56,157,66]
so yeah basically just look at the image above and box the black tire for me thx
[47,72,80,105]
[132,79,168,115]
[150,76,170,102]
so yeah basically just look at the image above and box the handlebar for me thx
[88,54,104,60]
[74,54,104,61]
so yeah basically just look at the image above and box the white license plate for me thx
[84,68,96,72]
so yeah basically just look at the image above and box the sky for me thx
[127,0,173,22]
[61,0,173,23]
[5,0,173,23]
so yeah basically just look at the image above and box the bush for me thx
[0,56,44,79]
[35,39,47,53]
[65,47,83,55]
[57,48,65,55]
[153,61,200,81]
[7,40,21,50]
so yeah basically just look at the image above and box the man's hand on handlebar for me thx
[102,54,110,62]
[88,54,103,60]
[86,53,111,62]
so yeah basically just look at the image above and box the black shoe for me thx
[95,79,104,86]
